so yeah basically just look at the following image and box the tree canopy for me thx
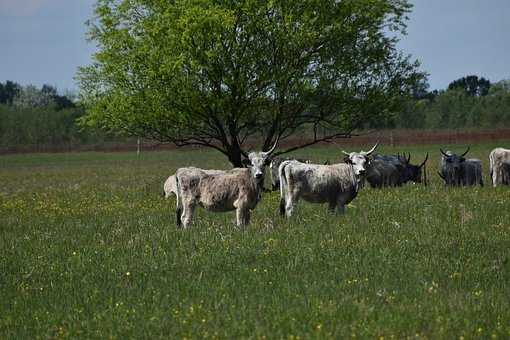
[78,0,423,166]
[447,75,491,97]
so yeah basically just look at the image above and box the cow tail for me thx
[175,174,182,228]
[279,161,289,216]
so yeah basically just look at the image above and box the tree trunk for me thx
[227,145,244,168]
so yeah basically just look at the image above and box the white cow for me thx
[489,147,510,187]
[163,175,177,198]
[278,144,378,217]
[175,141,278,228]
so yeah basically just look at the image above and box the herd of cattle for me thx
[163,143,510,228]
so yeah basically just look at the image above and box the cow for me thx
[269,157,310,191]
[462,159,483,186]
[438,147,483,186]
[163,175,177,198]
[278,143,378,217]
[370,152,429,187]
[502,161,510,185]
[175,140,278,228]
[365,159,402,188]
[489,147,510,187]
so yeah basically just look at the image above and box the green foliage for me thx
[0,105,90,146]
[395,79,510,129]
[0,80,21,105]
[1,144,510,338]
[0,82,110,149]
[448,75,491,97]
[78,0,423,165]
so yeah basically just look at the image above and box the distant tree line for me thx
[394,76,510,129]
[1,76,510,150]
[0,81,111,149]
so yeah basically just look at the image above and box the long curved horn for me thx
[437,171,445,181]
[440,148,449,157]
[262,135,279,157]
[460,146,470,157]
[363,142,379,156]
[419,153,429,168]
[341,150,351,156]
[407,153,411,163]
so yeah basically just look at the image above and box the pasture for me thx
[1,142,510,339]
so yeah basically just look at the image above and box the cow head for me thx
[439,147,470,185]
[342,143,378,176]
[243,138,279,182]
[404,153,429,183]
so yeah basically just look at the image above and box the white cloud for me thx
[0,0,47,17]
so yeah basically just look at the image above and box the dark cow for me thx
[365,159,402,188]
[502,161,510,185]
[370,153,429,187]
[438,147,483,186]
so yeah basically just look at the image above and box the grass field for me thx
[1,142,510,339]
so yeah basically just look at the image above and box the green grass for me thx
[1,142,510,339]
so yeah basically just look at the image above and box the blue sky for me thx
[1,0,509,92]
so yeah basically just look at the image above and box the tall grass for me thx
[1,143,509,338]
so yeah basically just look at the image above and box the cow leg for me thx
[336,204,346,214]
[285,195,296,217]
[493,169,499,187]
[335,194,349,214]
[236,207,250,227]
[328,200,337,213]
[181,202,195,229]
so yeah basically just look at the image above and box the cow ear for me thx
[343,156,352,164]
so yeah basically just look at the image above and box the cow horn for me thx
[262,136,279,157]
[419,153,429,168]
[407,153,411,163]
[440,148,449,157]
[341,150,351,156]
[363,142,379,156]
[437,171,445,181]
[460,146,470,157]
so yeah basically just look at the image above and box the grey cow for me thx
[278,143,378,217]
[438,148,483,186]
[369,153,429,187]
[175,140,278,228]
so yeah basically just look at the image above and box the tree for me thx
[447,75,491,97]
[0,81,21,105]
[12,85,56,108]
[78,0,424,167]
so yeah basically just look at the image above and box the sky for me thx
[0,0,509,92]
